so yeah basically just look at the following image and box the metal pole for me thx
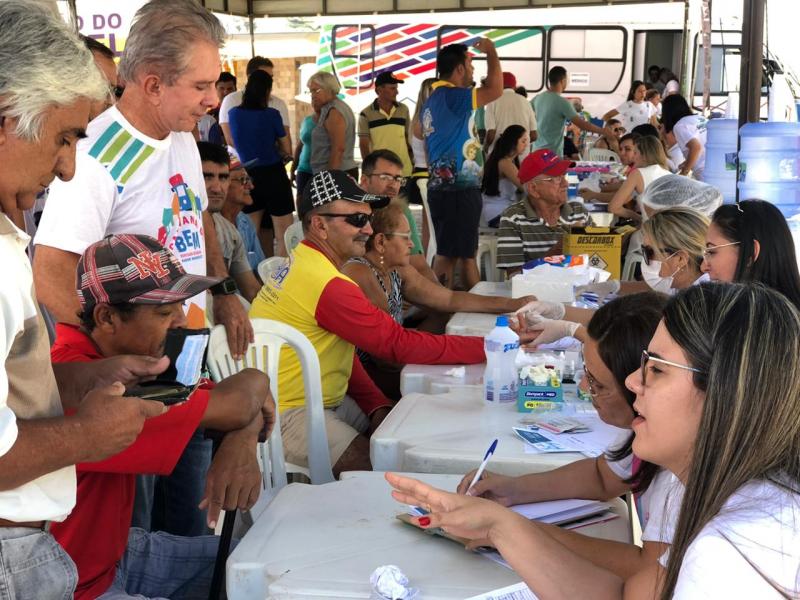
[735,0,765,202]
[247,0,255,58]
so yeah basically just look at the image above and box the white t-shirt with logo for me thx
[35,106,209,327]
[218,89,289,127]
[662,479,800,598]
[614,100,657,130]
[605,433,683,543]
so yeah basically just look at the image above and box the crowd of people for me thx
[1,0,799,598]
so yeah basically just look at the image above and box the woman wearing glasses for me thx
[450,293,679,580]
[702,200,800,309]
[341,201,534,398]
[390,283,800,598]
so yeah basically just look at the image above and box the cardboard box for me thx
[562,226,634,280]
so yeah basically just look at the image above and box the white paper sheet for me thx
[465,582,539,600]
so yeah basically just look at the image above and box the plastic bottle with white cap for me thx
[483,315,520,407]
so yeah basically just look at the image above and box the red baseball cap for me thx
[502,72,517,89]
[518,149,575,184]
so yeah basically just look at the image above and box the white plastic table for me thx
[371,389,624,477]
[400,363,485,395]
[446,281,513,337]
[226,471,631,599]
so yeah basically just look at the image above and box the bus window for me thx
[547,26,627,95]
[331,24,376,90]
[436,25,546,94]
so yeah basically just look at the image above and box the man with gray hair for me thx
[33,0,251,536]
[0,1,169,596]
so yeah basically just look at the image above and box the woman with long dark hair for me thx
[228,70,294,256]
[602,80,657,130]
[480,124,527,227]
[389,282,800,598]
[455,293,676,580]
[661,94,708,180]
[702,199,800,308]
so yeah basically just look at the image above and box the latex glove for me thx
[520,319,580,348]
[574,280,620,302]
[514,299,566,322]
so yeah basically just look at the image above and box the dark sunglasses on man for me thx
[317,212,372,228]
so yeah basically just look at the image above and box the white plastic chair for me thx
[588,148,621,163]
[417,178,436,265]
[207,319,334,515]
[257,256,286,282]
[284,221,304,255]
[476,234,502,282]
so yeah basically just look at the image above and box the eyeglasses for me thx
[584,368,610,399]
[641,245,677,266]
[613,127,626,134]
[230,174,252,185]
[318,212,372,228]
[368,173,407,186]
[309,87,326,96]
[533,175,566,184]
[640,350,701,386]
[702,241,740,259]
[384,231,412,239]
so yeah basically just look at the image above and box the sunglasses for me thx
[318,212,372,228]
[640,350,701,386]
[641,245,677,266]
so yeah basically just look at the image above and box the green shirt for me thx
[403,204,424,255]
[531,91,578,157]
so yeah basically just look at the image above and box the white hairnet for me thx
[640,174,723,217]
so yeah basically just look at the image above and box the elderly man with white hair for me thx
[33,0,249,537]
[0,2,172,596]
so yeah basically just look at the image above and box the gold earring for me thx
[380,252,384,267]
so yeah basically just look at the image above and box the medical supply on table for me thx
[484,316,519,406]
[465,438,499,496]
[517,365,564,412]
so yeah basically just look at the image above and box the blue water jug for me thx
[737,122,800,218]
[704,118,738,203]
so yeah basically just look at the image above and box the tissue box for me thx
[562,227,634,280]
[511,274,574,303]
[517,380,564,412]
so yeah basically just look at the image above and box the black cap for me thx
[375,71,403,86]
[298,170,390,217]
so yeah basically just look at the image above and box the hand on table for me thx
[386,472,515,544]
[214,294,255,359]
[456,469,519,507]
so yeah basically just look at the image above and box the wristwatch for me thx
[209,277,238,296]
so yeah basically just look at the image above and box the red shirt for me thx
[49,324,211,600]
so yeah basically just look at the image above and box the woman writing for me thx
[307,71,358,178]
[459,293,678,580]
[389,282,800,598]
[481,125,527,227]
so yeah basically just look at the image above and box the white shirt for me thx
[35,106,209,326]
[664,79,680,97]
[613,100,656,130]
[484,89,537,154]
[672,115,708,180]
[0,214,75,521]
[218,89,289,127]
[664,479,800,598]
[605,435,683,543]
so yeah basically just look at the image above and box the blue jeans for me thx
[132,430,212,536]
[97,528,220,600]
[0,528,77,599]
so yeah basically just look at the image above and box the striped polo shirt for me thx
[358,100,413,176]
[497,199,588,269]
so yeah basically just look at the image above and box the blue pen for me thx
[465,438,499,496]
